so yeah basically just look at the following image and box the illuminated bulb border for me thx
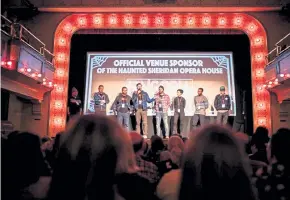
[49,13,270,136]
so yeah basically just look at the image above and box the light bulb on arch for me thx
[218,17,226,25]
[202,16,211,26]
[93,15,103,25]
[233,16,243,26]
[64,24,72,33]
[187,17,195,25]
[140,16,148,25]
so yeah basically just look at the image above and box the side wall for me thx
[8,92,51,137]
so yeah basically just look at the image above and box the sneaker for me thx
[143,135,148,139]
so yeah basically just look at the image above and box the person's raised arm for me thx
[146,92,155,103]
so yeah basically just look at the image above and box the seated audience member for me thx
[249,126,270,164]
[253,128,290,200]
[47,115,138,200]
[235,132,267,173]
[157,168,181,200]
[179,125,257,200]
[156,135,184,177]
[41,136,52,145]
[2,132,51,200]
[130,131,160,185]
[182,137,188,143]
[46,133,62,169]
[167,135,184,168]
[147,135,165,163]
[158,151,178,177]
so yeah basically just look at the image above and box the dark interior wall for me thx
[1,89,10,121]
[69,33,253,134]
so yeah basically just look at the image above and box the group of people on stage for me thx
[67,83,231,139]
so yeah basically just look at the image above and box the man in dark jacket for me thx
[173,89,186,135]
[112,87,133,130]
[93,85,110,115]
[132,83,154,139]
[67,87,82,120]
[214,86,231,125]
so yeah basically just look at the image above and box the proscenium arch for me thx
[50,12,270,136]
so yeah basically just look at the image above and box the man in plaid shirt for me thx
[154,86,171,139]
[130,132,160,185]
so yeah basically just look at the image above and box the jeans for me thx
[156,112,169,137]
[173,111,185,135]
[192,114,206,129]
[117,112,130,130]
[216,111,229,125]
[136,109,148,136]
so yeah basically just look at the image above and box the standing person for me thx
[192,88,209,129]
[214,86,231,125]
[112,87,133,130]
[154,86,171,139]
[173,89,186,135]
[67,87,82,120]
[93,85,110,115]
[132,83,154,139]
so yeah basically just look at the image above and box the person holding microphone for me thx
[132,83,154,139]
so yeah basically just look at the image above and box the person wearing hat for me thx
[67,87,82,119]
[214,86,231,125]
[154,85,171,139]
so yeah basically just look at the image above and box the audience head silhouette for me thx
[47,114,137,200]
[269,128,290,168]
[179,125,256,200]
